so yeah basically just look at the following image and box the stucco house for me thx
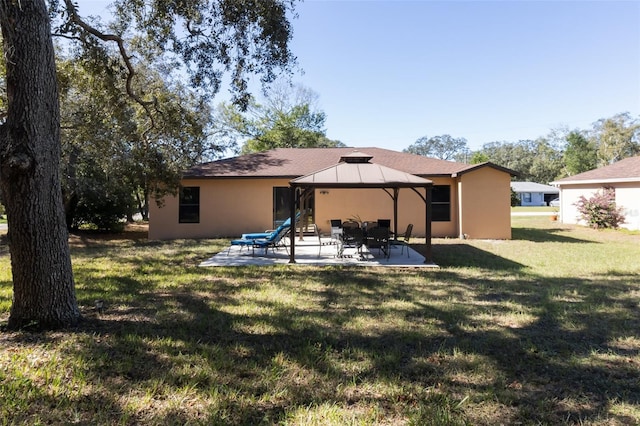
[551,156,640,230]
[510,181,559,206]
[149,147,516,240]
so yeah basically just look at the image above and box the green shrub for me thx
[510,187,521,207]
[575,187,625,229]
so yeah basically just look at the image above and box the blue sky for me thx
[287,0,640,151]
[80,0,640,152]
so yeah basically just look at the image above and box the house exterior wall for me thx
[458,167,512,239]
[149,178,290,239]
[559,182,640,230]
[518,192,546,206]
[149,169,513,240]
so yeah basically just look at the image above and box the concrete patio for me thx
[200,237,437,267]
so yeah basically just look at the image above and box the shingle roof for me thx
[184,147,514,179]
[552,156,640,185]
[511,182,559,194]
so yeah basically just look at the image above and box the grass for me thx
[511,206,556,212]
[0,219,639,425]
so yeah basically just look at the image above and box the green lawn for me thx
[511,206,556,212]
[0,218,639,425]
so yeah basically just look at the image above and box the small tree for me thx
[510,187,521,207]
[574,188,625,229]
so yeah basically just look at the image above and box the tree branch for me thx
[62,0,157,136]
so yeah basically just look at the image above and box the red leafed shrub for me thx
[574,188,626,229]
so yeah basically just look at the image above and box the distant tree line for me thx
[404,112,640,184]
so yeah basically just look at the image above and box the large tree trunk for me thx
[0,0,80,329]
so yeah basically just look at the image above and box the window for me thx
[179,186,200,223]
[432,185,451,222]
[273,187,314,228]
[523,192,532,203]
[273,187,292,228]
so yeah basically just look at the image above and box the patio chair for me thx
[330,219,342,239]
[326,219,343,256]
[339,226,365,259]
[366,226,390,259]
[229,221,291,256]
[362,221,378,232]
[376,219,391,229]
[390,223,413,257]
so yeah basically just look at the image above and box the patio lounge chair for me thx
[240,212,300,240]
[390,223,413,257]
[229,223,291,256]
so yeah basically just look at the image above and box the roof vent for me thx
[339,151,373,164]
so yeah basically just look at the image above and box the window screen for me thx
[179,187,200,223]
[432,185,451,222]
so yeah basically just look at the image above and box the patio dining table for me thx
[337,224,390,260]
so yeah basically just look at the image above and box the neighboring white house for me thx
[551,156,640,231]
[510,182,559,206]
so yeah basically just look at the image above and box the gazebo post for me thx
[393,188,399,238]
[425,184,433,263]
[289,185,297,263]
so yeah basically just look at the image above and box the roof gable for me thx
[184,147,514,179]
[454,161,518,177]
[511,182,559,193]
[553,156,640,185]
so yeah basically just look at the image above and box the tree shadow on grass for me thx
[2,253,638,425]
[431,243,525,271]
[512,227,595,243]
[30,266,633,424]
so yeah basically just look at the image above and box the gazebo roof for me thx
[290,151,433,188]
[286,151,434,264]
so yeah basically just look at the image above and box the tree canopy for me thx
[591,112,640,166]
[58,57,218,229]
[433,112,640,183]
[0,0,300,329]
[404,134,468,161]
[563,131,597,176]
[213,82,344,153]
